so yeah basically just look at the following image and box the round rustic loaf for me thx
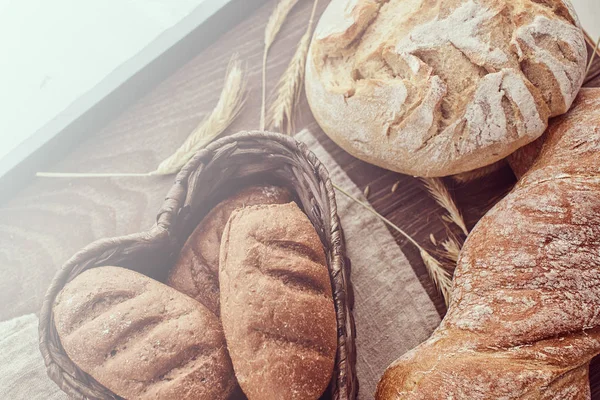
[305,0,587,177]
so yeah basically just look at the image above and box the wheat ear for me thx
[37,55,246,178]
[420,249,453,306]
[267,0,319,135]
[152,56,246,175]
[421,178,468,236]
[441,235,462,264]
[260,0,300,130]
[333,183,452,306]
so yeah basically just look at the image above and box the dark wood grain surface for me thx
[1,0,599,396]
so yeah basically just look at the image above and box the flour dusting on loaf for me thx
[376,89,600,399]
[306,0,587,177]
[513,15,587,114]
[395,0,510,69]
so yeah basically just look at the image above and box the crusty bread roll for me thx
[306,0,587,177]
[167,185,291,315]
[376,88,600,399]
[53,266,236,400]
[219,203,337,400]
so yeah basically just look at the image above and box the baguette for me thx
[219,203,337,400]
[377,88,600,399]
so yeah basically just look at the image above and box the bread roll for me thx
[306,0,587,177]
[53,266,235,400]
[219,203,337,400]
[167,185,291,315]
[376,88,600,399]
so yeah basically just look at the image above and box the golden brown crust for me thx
[377,88,600,399]
[219,203,337,400]
[306,0,587,177]
[53,266,236,400]
[167,185,291,315]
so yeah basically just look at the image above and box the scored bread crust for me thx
[53,266,236,400]
[167,185,292,315]
[219,203,337,400]
[306,0,587,177]
[376,89,600,399]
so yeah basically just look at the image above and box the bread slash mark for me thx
[63,290,137,335]
[102,315,163,362]
[255,237,325,264]
[252,326,331,358]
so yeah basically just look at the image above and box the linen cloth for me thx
[0,129,441,399]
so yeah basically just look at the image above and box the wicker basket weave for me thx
[39,130,357,400]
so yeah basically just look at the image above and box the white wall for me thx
[572,0,600,39]
[0,0,204,161]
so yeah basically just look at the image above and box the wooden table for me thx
[1,0,599,396]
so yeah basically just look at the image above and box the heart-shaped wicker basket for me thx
[39,130,357,399]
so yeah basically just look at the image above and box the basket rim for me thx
[39,130,356,399]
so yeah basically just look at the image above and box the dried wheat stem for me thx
[441,236,462,264]
[268,0,319,134]
[260,0,300,130]
[36,172,151,178]
[421,178,468,236]
[333,183,452,305]
[152,55,246,175]
[420,249,453,306]
[586,35,600,76]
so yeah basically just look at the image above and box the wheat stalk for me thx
[153,56,246,175]
[441,236,462,264]
[333,183,452,306]
[268,0,319,135]
[260,0,300,130]
[420,249,453,306]
[451,161,505,184]
[37,55,246,178]
[421,178,468,236]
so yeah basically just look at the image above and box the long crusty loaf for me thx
[306,0,587,177]
[53,266,236,399]
[377,88,600,399]
[219,202,337,400]
[167,185,291,315]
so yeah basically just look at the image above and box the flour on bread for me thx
[395,0,509,71]
[513,15,587,114]
[306,0,587,177]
